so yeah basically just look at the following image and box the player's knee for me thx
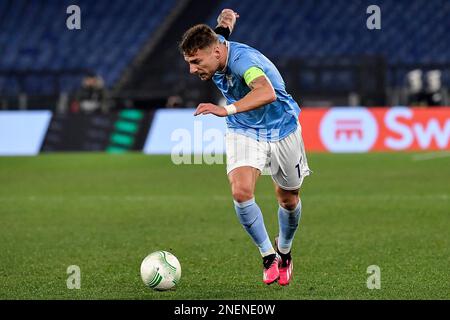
[231,185,254,203]
[279,196,299,211]
[277,187,300,211]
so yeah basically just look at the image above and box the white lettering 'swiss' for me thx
[385,108,450,150]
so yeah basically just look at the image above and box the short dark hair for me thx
[179,24,218,56]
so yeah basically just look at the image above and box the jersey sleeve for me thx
[231,52,266,87]
[242,66,266,86]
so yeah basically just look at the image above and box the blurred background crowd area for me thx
[0,0,449,113]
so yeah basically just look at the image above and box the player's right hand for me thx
[194,103,228,117]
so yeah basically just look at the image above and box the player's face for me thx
[184,46,220,81]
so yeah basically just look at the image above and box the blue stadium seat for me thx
[0,0,176,94]
[209,0,449,87]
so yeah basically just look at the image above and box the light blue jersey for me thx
[212,35,300,141]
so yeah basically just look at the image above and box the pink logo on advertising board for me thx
[320,108,378,152]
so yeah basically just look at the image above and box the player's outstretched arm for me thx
[194,75,276,117]
[214,9,239,40]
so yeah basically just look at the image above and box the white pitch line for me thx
[412,151,450,161]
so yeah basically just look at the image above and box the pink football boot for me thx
[275,237,293,286]
[262,253,280,285]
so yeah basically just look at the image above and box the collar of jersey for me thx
[217,40,230,74]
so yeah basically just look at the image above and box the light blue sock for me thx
[277,199,302,254]
[234,198,275,257]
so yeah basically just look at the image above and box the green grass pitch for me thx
[0,152,449,299]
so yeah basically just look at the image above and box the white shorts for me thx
[225,124,311,190]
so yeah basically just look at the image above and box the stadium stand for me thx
[207,0,449,65]
[0,0,175,96]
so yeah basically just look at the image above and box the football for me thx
[140,251,181,291]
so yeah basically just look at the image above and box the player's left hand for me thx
[194,103,228,117]
[217,9,239,32]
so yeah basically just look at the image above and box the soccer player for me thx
[179,10,311,285]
